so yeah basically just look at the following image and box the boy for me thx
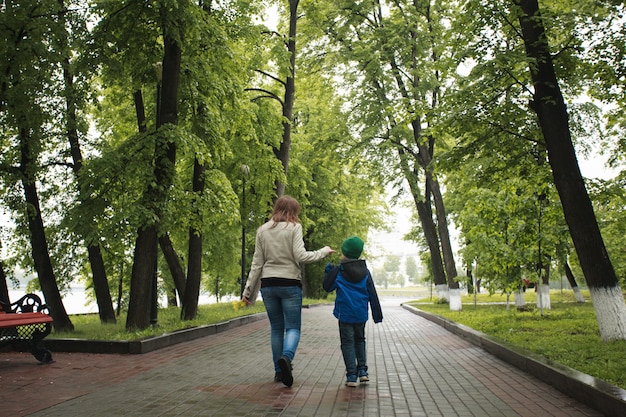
[323,236,383,387]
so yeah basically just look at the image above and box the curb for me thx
[44,313,266,354]
[402,304,626,417]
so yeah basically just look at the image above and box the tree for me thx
[274,0,299,198]
[514,0,626,340]
[0,1,74,331]
[440,0,608,312]
[59,0,116,323]
[283,59,385,297]
[303,0,461,309]
[405,256,419,283]
[243,1,302,200]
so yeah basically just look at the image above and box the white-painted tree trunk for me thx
[436,284,449,302]
[514,289,525,308]
[572,286,585,303]
[590,285,626,341]
[449,288,462,311]
[536,284,551,311]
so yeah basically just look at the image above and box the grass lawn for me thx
[51,301,268,341]
[50,298,333,342]
[408,289,626,390]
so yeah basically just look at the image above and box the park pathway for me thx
[1,297,603,416]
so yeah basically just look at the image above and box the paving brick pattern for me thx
[1,299,603,416]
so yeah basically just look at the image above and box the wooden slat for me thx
[0,313,53,329]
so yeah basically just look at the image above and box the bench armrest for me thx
[1,293,48,314]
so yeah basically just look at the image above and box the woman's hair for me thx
[270,195,300,224]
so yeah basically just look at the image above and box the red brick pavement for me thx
[0,301,606,417]
[0,318,268,416]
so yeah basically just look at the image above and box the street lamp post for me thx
[240,164,250,296]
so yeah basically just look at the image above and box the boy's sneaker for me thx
[345,375,358,387]
[359,371,370,382]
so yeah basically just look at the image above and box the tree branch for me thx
[244,88,284,106]
[253,69,286,87]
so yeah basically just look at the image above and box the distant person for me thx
[323,236,383,387]
[242,195,335,387]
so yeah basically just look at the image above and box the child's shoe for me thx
[345,374,358,387]
[358,370,369,383]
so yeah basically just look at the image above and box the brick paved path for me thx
[1,299,602,416]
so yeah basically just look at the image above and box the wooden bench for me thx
[0,293,53,363]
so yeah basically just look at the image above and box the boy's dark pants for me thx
[338,321,367,377]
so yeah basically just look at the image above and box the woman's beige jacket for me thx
[242,221,331,304]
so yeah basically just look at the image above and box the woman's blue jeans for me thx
[339,321,367,377]
[261,286,302,372]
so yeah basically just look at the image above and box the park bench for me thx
[0,293,53,363]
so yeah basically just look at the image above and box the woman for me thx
[242,195,334,387]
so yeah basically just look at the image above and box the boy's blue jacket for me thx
[323,259,383,324]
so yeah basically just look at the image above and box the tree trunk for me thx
[127,27,182,330]
[386,26,456,302]
[564,262,586,303]
[398,149,447,295]
[428,173,458,288]
[182,158,205,320]
[62,51,116,324]
[0,256,9,304]
[515,0,626,340]
[20,133,73,332]
[536,259,551,312]
[167,287,177,306]
[158,234,186,301]
[514,289,526,309]
[128,226,158,330]
[87,245,116,323]
[134,90,187,305]
[274,0,299,198]
[412,137,458,306]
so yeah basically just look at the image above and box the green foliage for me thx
[587,174,626,284]
[280,58,385,298]
[2,0,626,332]
[404,256,419,282]
[411,293,626,390]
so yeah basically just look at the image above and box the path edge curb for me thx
[402,303,626,417]
[43,312,267,354]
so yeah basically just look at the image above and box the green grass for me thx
[409,291,626,390]
[50,298,331,341]
[51,301,267,341]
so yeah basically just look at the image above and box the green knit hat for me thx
[341,236,364,259]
